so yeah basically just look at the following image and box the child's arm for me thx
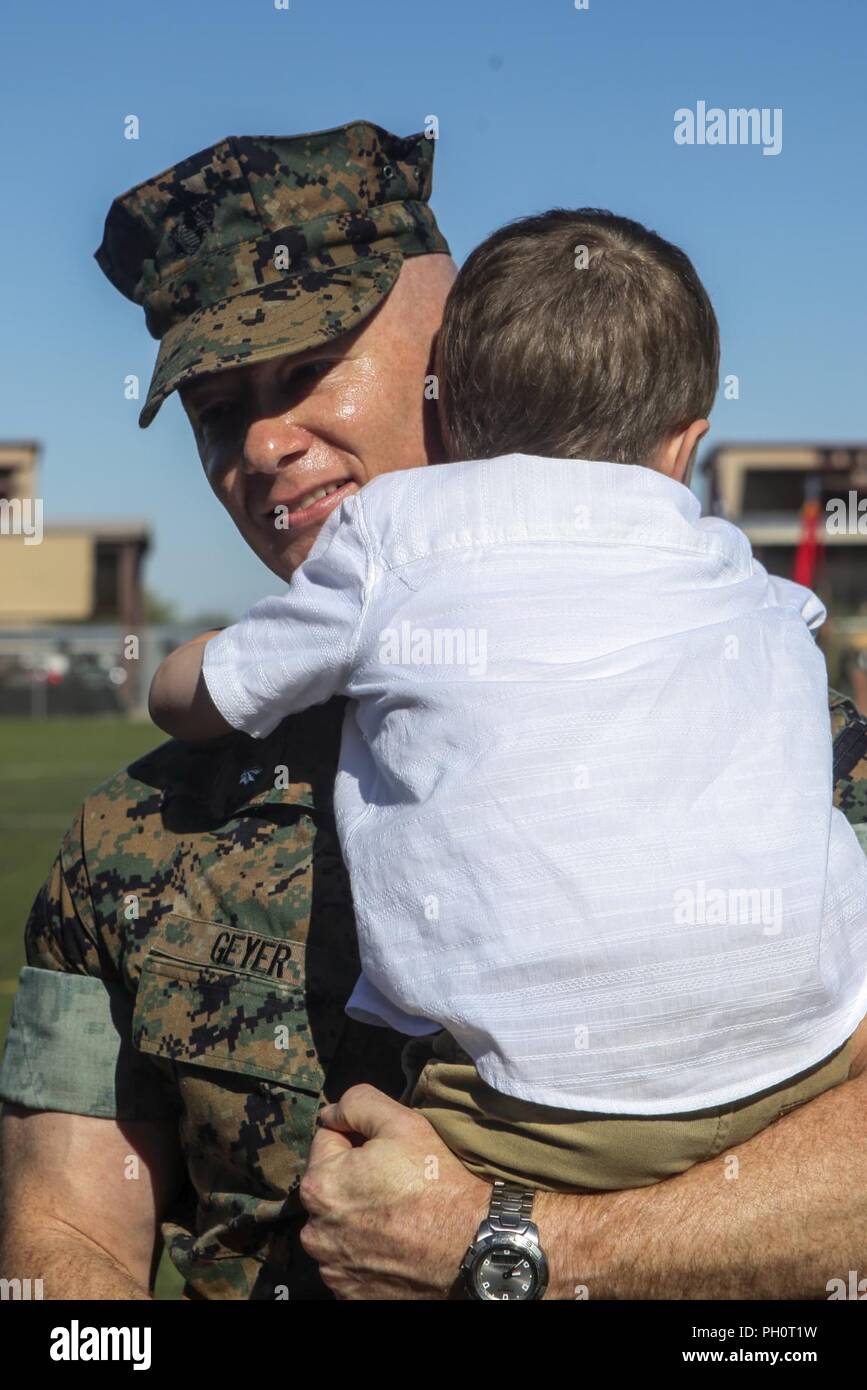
[152,495,372,744]
[149,630,233,741]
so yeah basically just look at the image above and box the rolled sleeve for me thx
[0,966,175,1121]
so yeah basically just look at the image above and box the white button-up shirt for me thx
[204,456,867,1114]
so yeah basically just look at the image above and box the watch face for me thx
[471,1242,540,1301]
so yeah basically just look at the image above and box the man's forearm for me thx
[1,1218,151,1300]
[538,1068,867,1300]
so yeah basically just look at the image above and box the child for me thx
[150,209,867,1195]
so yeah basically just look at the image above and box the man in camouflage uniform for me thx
[1,122,866,1300]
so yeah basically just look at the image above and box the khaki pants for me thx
[402,1030,855,1192]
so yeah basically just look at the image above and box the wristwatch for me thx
[460,1181,549,1300]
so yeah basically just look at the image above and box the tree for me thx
[142,590,178,624]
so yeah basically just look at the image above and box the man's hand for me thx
[301,1022,867,1300]
[299,1084,490,1300]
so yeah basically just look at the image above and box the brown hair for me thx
[436,209,719,466]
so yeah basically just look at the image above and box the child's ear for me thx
[654,419,709,485]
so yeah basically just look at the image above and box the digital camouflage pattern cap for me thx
[94,120,450,427]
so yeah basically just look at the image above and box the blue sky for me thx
[1,0,865,616]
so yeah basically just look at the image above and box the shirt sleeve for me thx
[0,809,177,1122]
[766,572,826,631]
[202,493,373,739]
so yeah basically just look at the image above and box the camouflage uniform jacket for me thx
[1,699,407,1299]
[1,692,866,1298]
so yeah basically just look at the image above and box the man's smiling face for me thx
[181,255,456,581]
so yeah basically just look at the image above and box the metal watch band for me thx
[487,1181,536,1233]
[460,1180,548,1300]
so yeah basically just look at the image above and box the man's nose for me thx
[242,415,315,475]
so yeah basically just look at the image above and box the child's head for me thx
[436,209,719,482]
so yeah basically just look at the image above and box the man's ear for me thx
[653,419,710,486]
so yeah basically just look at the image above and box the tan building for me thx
[0,442,150,628]
[706,443,867,706]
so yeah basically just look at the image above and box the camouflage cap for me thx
[94,120,450,427]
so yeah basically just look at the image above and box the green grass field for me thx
[0,717,163,1042]
[0,717,185,1297]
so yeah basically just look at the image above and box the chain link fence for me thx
[0,626,201,718]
